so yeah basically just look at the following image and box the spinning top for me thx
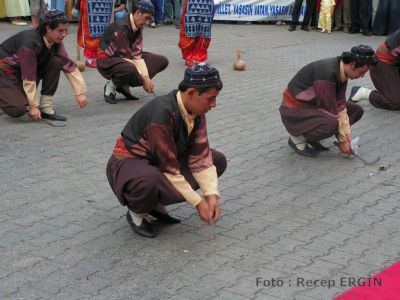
[233,49,245,71]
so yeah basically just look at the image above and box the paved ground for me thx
[1,20,399,300]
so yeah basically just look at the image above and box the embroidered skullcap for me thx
[350,45,377,65]
[133,0,155,15]
[183,63,221,85]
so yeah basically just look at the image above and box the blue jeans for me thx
[151,0,164,24]
[51,0,65,11]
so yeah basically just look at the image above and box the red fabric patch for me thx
[335,261,400,300]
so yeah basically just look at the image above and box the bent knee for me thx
[3,106,26,118]
[159,56,169,71]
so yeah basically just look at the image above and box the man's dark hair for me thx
[37,10,68,36]
[178,81,223,95]
[341,45,378,68]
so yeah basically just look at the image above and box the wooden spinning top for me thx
[233,49,245,71]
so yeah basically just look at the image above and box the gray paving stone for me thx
[1,21,399,299]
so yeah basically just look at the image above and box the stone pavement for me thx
[1,21,399,300]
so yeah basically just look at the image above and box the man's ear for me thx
[187,87,196,96]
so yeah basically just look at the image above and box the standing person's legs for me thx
[350,0,360,33]
[178,25,197,64]
[371,0,388,35]
[302,0,316,29]
[388,0,400,35]
[359,0,372,34]
[164,0,174,23]
[191,37,211,63]
[0,71,28,118]
[289,0,303,30]
[173,0,181,26]
[152,0,164,25]
[30,0,45,28]
[334,2,344,30]
[342,0,352,32]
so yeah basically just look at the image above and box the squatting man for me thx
[106,64,227,238]
[0,10,88,122]
[279,45,377,157]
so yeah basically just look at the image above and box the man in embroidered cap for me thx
[0,10,88,121]
[97,0,169,104]
[279,45,377,157]
[106,63,227,238]
[349,30,400,110]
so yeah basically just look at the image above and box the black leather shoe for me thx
[362,31,371,36]
[308,141,330,152]
[116,87,139,100]
[301,26,310,32]
[126,211,156,238]
[350,28,360,34]
[104,84,117,104]
[41,111,66,121]
[288,138,318,157]
[349,86,361,102]
[288,25,296,32]
[149,210,181,224]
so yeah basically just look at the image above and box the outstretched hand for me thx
[205,195,221,224]
[28,107,41,121]
[142,76,154,94]
[76,94,88,109]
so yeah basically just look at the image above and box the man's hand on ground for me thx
[205,195,221,224]
[196,200,211,224]
[76,94,88,108]
[28,107,41,120]
[338,140,351,155]
[142,76,154,93]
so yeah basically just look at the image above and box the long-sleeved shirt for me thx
[0,29,86,108]
[98,13,149,76]
[113,90,219,207]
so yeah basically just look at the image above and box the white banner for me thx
[214,0,306,21]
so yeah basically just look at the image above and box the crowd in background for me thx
[0,0,398,36]
[287,0,400,36]
[0,0,181,29]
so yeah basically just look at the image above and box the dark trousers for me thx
[350,0,372,32]
[291,0,317,27]
[0,56,63,118]
[97,52,168,88]
[372,0,400,36]
[279,101,364,142]
[106,150,227,214]
[369,61,400,110]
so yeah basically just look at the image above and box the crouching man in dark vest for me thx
[0,10,87,122]
[106,64,227,238]
[279,45,377,157]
